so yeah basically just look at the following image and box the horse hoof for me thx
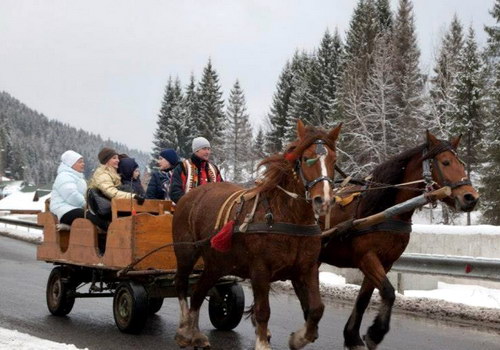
[344,346,367,350]
[174,332,192,348]
[192,332,210,349]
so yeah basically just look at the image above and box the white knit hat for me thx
[192,137,211,153]
[61,150,83,167]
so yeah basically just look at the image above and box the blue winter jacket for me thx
[50,163,87,220]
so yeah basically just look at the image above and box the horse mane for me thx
[255,126,336,195]
[360,143,427,216]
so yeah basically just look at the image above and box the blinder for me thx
[295,139,336,201]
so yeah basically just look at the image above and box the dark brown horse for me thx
[320,131,479,350]
[172,121,342,350]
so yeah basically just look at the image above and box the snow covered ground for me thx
[1,209,500,347]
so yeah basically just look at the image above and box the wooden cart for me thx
[37,198,245,334]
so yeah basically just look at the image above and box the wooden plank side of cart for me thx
[37,198,198,272]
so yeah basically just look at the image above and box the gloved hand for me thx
[134,194,145,205]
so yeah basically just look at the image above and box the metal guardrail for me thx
[393,253,500,282]
[0,216,42,229]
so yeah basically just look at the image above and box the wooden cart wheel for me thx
[208,282,245,331]
[46,266,76,316]
[148,297,164,315]
[113,282,148,333]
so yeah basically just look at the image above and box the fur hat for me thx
[192,137,211,153]
[61,150,83,167]
[159,149,179,167]
[98,147,118,165]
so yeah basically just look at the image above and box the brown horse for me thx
[172,121,342,350]
[319,131,479,350]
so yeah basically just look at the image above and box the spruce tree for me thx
[151,77,175,167]
[429,15,464,138]
[481,0,500,224]
[223,80,253,182]
[197,58,225,159]
[451,26,485,225]
[390,0,423,148]
[182,74,199,157]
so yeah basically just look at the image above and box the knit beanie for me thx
[159,149,180,167]
[98,147,118,165]
[192,137,211,153]
[61,150,83,167]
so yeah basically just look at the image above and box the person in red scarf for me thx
[169,137,223,203]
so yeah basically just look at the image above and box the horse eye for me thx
[442,160,450,166]
[303,156,308,162]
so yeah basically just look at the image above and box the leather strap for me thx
[233,222,321,236]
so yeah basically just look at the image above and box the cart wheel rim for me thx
[117,290,132,324]
[49,276,62,307]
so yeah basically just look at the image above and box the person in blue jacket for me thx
[118,157,145,196]
[146,149,179,200]
[50,150,87,226]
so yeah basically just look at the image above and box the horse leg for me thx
[187,265,224,349]
[359,253,396,350]
[250,271,272,350]
[343,277,375,350]
[289,265,325,350]
[174,246,201,348]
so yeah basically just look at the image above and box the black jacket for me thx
[145,169,173,200]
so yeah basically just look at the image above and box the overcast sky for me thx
[0,0,496,152]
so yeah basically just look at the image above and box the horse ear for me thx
[426,130,439,145]
[297,119,306,140]
[450,134,462,149]
[328,123,342,143]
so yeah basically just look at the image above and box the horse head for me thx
[425,131,479,212]
[286,120,342,216]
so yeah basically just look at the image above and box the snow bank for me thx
[0,192,50,211]
[0,328,86,350]
[412,224,500,235]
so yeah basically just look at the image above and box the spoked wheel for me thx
[208,282,245,330]
[46,266,76,316]
[148,297,164,314]
[113,282,149,334]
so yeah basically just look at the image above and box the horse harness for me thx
[324,141,472,242]
[213,189,321,237]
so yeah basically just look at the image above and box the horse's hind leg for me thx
[359,252,395,350]
[343,277,375,350]
[174,245,201,348]
[289,264,325,350]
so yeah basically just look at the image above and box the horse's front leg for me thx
[250,271,272,350]
[289,263,324,350]
[359,252,396,350]
[343,277,375,350]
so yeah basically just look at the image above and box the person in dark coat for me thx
[118,157,145,196]
[170,137,222,204]
[146,149,180,200]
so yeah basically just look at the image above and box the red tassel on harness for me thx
[284,152,298,162]
[210,220,235,253]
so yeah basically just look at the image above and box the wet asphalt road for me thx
[1,235,500,350]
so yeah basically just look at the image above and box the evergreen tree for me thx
[197,58,225,160]
[481,0,500,224]
[265,60,294,154]
[376,0,393,31]
[182,74,199,157]
[429,15,464,138]
[151,77,175,167]
[315,29,344,128]
[224,80,253,183]
[390,0,424,148]
[451,26,485,225]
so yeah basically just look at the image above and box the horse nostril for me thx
[463,193,477,204]
[313,196,324,206]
